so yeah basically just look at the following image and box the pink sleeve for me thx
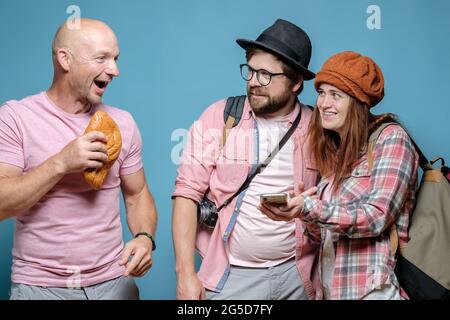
[119,118,143,176]
[0,104,24,169]
[172,100,225,203]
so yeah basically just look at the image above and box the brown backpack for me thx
[368,123,450,300]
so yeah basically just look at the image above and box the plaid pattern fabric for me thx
[302,125,419,300]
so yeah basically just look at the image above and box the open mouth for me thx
[94,80,109,89]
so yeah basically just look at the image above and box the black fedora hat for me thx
[236,19,315,80]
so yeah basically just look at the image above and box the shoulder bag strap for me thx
[217,106,302,211]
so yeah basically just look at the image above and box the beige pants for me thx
[9,276,139,300]
[205,258,308,300]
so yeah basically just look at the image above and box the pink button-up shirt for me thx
[173,97,322,300]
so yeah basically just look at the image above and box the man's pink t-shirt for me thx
[0,92,143,287]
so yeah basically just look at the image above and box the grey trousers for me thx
[206,258,308,300]
[9,276,139,300]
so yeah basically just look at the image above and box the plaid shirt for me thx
[302,124,419,300]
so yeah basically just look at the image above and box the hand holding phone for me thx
[260,192,288,205]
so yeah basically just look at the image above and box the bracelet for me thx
[135,232,156,251]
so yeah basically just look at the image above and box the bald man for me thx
[0,19,157,300]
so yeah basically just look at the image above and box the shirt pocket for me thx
[340,162,372,200]
[304,164,320,188]
[213,153,248,188]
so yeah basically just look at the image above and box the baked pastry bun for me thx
[83,111,122,189]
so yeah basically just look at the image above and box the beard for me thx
[247,86,293,116]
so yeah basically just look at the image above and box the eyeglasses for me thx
[240,64,287,86]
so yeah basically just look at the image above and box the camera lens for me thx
[197,198,218,229]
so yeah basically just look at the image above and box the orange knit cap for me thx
[314,51,385,108]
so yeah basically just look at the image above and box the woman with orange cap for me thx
[260,51,419,299]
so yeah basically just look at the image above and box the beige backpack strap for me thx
[389,224,399,256]
[368,123,399,256]
[367,140,375,172]
[221,115,236,148]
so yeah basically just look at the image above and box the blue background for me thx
[0,0,449,299]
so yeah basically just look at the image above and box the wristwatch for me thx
[135,232,156,251]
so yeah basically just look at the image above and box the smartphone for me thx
[260,192,288,205]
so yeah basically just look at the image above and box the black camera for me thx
[197,197,218,228]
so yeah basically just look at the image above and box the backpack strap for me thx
[367,122,399,256]
[203,96,246,203]
[222,95,246,147]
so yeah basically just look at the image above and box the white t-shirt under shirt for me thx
[229,111,296,268]
[0,92,143,287]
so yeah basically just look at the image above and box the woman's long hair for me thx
[307,96,397,193]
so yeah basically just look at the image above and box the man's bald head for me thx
[49,18,120,107]
[52,18,117,62]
